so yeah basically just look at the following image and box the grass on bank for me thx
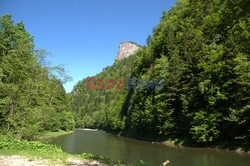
[0,136,126,165]
[38,130,73,141]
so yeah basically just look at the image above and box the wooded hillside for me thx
[71,0,250,149]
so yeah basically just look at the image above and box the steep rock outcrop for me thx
[115,42,140,60]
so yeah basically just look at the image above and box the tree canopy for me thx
[0,15,75,140]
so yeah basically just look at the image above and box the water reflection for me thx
[49,129,250,166]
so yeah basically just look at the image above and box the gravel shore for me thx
[0,155,107,166]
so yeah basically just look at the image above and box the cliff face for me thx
[115,42,140,61]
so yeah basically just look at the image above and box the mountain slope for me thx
[71,0,250,150]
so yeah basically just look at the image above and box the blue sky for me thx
[0,0,175,92]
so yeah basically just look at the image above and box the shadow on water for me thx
[49,129,250,166]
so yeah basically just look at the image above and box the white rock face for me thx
[115,42,140,60]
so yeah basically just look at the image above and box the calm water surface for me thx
[49,129,250,166]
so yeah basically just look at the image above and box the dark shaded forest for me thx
[71,0,250,150]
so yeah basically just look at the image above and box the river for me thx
[49,129,250,166]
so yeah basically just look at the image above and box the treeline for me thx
[71,56,135,130]
[71,0,250,149]
[0,15,75,140]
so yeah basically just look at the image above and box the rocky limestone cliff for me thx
[115,42,140,61]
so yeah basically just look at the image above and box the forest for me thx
[0,0,249,151]
[0,15,75,140]
[71,0,250,150]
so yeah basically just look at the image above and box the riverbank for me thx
[161,140,250,154]
[0,155,107,166]
[0,136,125,166]
[38,130,74,141]
[47,129,250,166]
[0,151,122,166]
[114,130,250,153]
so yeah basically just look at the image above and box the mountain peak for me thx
[115,42,140,61]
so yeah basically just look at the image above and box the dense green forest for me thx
[71,0,250,149]
[71,56,136,130]
[0,15,75,140]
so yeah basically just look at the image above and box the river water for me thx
[49,129,250,166]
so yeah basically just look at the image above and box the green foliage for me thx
[0,15,75,140]
[0,137,62,153]
[70,55,136,132]
[71,0,249,150]
[0,137,124,165]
